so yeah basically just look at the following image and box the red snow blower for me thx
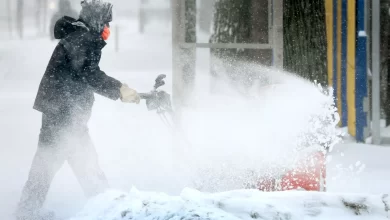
[257,151,327,192]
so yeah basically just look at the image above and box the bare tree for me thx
[43,0,48,34]
[16,0,24,39]
[35,0,48,35]
[7,0,12,38]
[36,0,41,32]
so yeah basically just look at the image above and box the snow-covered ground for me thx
[1,18,390,220]
[68,188,390,220]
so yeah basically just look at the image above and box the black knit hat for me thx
[79,0,113,33]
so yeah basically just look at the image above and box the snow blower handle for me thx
[138,91,172,112]
[138,74,172,113]
[138,74,166,99]
[138,93,154,100]
[137,74,191,148]
[154,74,166,90]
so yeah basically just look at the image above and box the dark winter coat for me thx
[33,16,122,117]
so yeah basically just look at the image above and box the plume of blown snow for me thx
[175,59,341,192]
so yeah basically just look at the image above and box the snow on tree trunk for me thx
[380,0,390,125]
[183,0,196,85]
[283,0,328,86]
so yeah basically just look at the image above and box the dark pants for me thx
[16,110,109,218]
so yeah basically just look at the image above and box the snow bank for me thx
[69,188,389,220]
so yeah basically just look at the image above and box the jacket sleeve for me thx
[62,40,122,100]
[80,48,122,100]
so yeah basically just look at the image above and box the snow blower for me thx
[138,74,175,129]
[138,74,193,148]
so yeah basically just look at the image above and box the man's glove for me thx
[120,84,140,104]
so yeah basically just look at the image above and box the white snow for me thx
[1,15,390,220]
[68,188,390,220]
[358,31,367,37]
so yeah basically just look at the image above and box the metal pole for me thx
[372,0,381,145]
[272,0,283,69]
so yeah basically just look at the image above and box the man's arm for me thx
[62,41,122,100]
[80,53,123,100]
[61,37,139,103]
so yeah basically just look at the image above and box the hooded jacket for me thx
[33,16,122,116]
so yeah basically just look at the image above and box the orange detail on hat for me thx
[102,26,110,40]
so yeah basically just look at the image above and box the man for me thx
[15,1,139,219]
[49,0,79,40]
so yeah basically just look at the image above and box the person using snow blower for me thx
[15,1,140,219]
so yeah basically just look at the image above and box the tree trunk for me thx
[7,0,12,38]
[381,0,390,125]
[35,0,47,34]
[16,0,24,39]
[36,0,41,32]
[283,0,328,86]
[210,0,327,88]
[183,0,197,86]
[43,0,48,34]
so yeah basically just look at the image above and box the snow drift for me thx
[68,188,390,220]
